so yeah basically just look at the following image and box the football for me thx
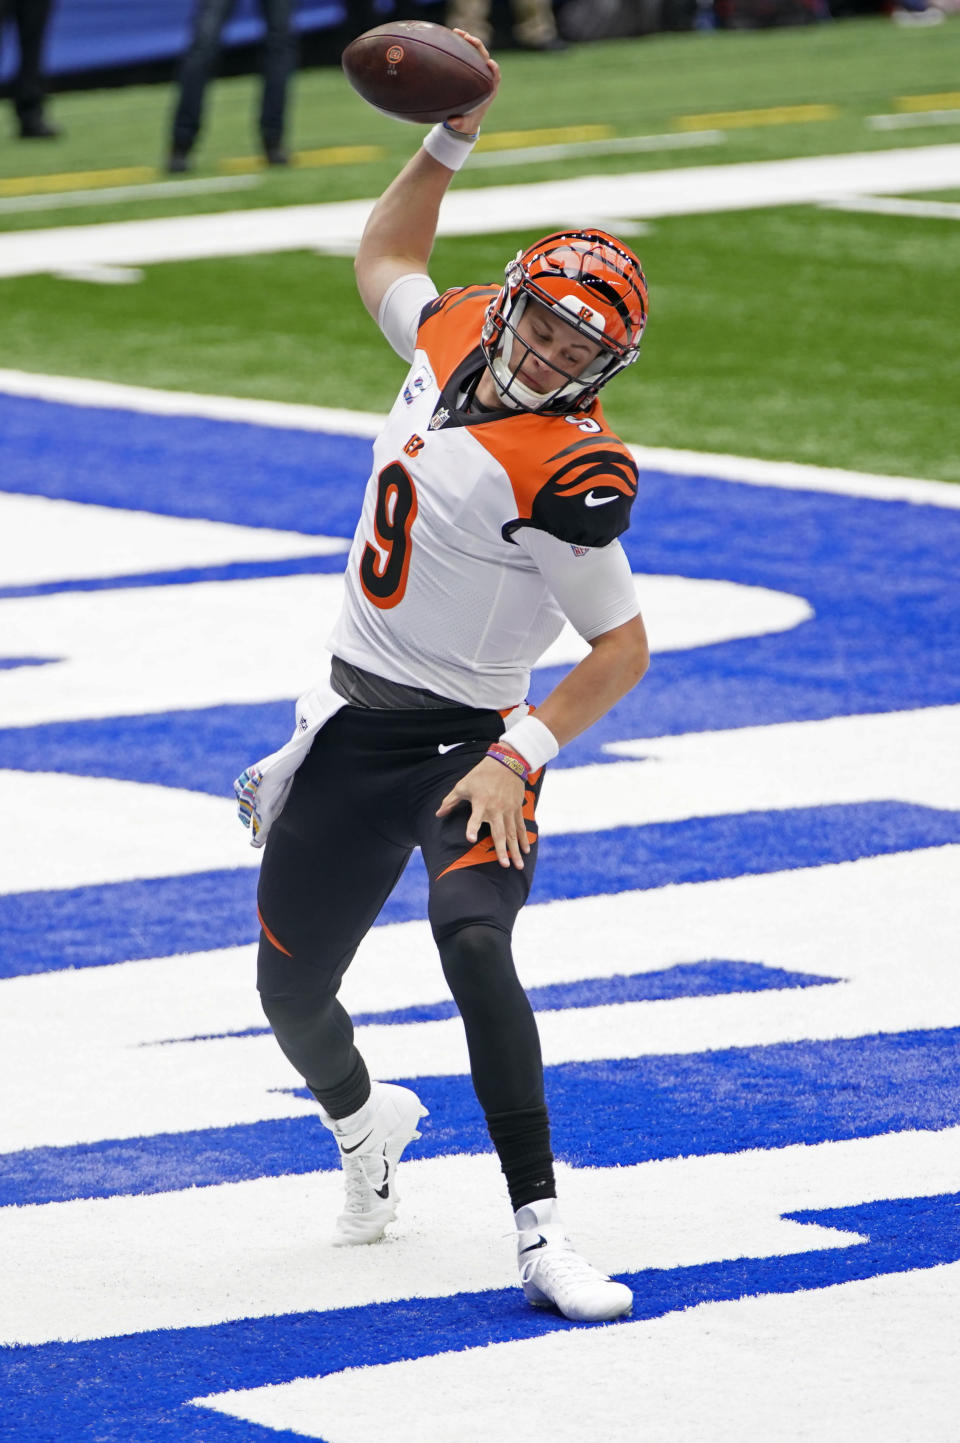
[341,21,495,125]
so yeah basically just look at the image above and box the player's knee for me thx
[437,922,518,1007]
[257,930,314,1023]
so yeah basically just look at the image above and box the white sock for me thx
[515,1197,562,1232]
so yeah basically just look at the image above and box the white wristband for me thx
[499,715,559,773]
[422,121,478,172]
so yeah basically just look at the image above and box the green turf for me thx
[3,196,957,479]
[1,17,958,480]
[0,16,958,231]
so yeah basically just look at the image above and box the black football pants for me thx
[256,703,556,1210]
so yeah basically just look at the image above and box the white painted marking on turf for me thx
[195,1260,960,1443]
[0,494,347,587]
[53,265,144,284]
[0,572,806,728]
[3,773,242,894]
[4,1126,960,1347]
[869,109,960,130]
[0,145,958,277]
[555,704,960,832]
[2,368,956,505]
[625,442,960,506]
[2,847,956,1152]
[0,367,384,437]
[0,174,258,216]
[542,574,811,667]
[468,130,725,167]
[820,194,960,220]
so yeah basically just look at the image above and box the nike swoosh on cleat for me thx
[374,1155,390,1200]
[583,491,618,507]
[519,1233,549,1254]
[340,1131,374,1154]
[438,742,463,754]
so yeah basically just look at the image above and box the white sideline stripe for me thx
[625,441,960,507]
[0,144,958,278]
[0,174,259,216]
[0,366,384,437]
[1,368,957,507]
[869,110,960,131]
[821,194,960,220]
[469,130,726,168]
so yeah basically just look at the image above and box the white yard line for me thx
[0,145,958,278]
[821,194,960,220]
[1,367,957,507]
[469,130,725,167]
[868,110,960,131]
[0,174,259,217]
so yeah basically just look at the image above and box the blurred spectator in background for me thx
[0,0,60,138]
[890,0,944,23]
[167,0,296,173]
[446,0,567,50]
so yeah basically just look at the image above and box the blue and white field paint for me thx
[1,374,958,1442]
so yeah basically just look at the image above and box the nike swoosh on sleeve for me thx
[583,492,619,507]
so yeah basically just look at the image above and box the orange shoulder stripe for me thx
[418,287,496,389]
[468,406,635,521]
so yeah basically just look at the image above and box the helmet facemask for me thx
[480,232,648,415]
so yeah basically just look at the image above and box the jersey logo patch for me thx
[403,433,425,457]
[429,406,451,430]
[403,365,433,405]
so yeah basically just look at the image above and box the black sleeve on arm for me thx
[502,447,639,549]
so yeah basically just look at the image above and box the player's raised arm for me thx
[354,31,500,322]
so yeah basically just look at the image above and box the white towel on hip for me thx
[233,676,346,849]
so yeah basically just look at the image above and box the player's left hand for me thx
[436,756,529,869]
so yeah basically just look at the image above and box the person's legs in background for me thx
[257,0,295,164]
[168,0,234,171]
[8,0,60,138]
[445,0,494,47]
[510,0,565,49]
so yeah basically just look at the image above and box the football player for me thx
[238,32,649,1323]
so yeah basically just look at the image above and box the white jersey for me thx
[327,275,641,711]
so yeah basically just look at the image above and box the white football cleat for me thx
[516,1199,633,1323]
[322,1082,428,1246]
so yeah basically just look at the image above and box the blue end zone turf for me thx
[4,1028,958,1207]
[2,1191,959,1441]
[4,393,959,1437]
[2,801,958,977]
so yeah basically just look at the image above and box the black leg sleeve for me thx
[257,931,370,1111]
[436,923,556,1208]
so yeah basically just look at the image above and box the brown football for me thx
[342,21,494,125]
